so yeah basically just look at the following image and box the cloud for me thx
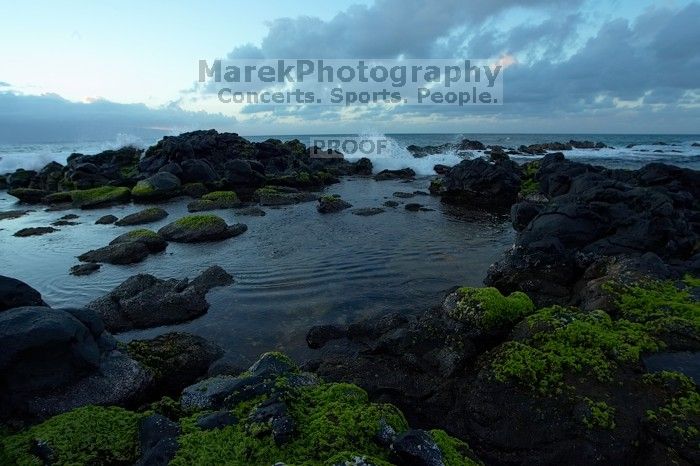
[208,0,700,132]
[0,92,236,143]
[228,0,582,59]
[0,81,10,87]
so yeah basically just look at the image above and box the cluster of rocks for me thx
[488,153,700,306]
[0,274,480,465]
[2,130,374,209]
[406,138,608,159]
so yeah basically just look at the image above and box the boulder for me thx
[95,214,118,225]
[126,332,224,397]
[115,207,168,226]
[440,157,521,209]
[69,263,101,276]
[0,276,46,312]
[254,186,318,206]
[132,172,181,201]
[14,227,58,237]
[86,266,233,332]
[78,241,152,265]
[187,191,241,212]
[109,229,168,253]
[8,188,50,204]
[373,168,416,181]
[351,207,385,216]
[0,306,151,421]
[158,215,247,243]
[317,195,352,213]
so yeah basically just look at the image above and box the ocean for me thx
[1,133,699,175]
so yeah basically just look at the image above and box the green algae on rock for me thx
[69,186,131,209]
[0,406,143,466]
[491,306,660,393]
[158,214,247,243]
[448,286,534,331]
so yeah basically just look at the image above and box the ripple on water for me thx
[0,177,514,361]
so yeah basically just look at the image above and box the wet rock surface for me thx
[86,266,233,332]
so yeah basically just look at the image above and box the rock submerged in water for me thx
[158,214,247,243]
[69,263,101,276]
[317,195,352,213]
[351,207,385,216]
[254,186,318,206]
[13,226,58,237]
[109,229,168,253]
[115,207,168,226]
[187,191,241,212]
[95,214,118,225]
[86,265,233,332]
[77,242,150,265]
[373,168,416,181]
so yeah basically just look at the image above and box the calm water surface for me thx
[0,177,514,364]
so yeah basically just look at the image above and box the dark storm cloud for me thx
[0,92,235,143]
[227,0,582,59]
[214,0,700,128]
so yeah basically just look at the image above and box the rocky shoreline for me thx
[0,131,698,465]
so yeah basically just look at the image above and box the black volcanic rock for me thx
[0,276,46,311]
[440,156,521,209]
[86,266,233,332]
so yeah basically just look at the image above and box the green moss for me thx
[255,186,284,196]
[683,274,700,288]
[1,406,142,466]
[131,181,155,197]
[605,277,699,333]
[430,429,482,466]
[69,186,131,206]
[296,172,311,183]
[202,191,238,202]
[173,214,225,230]
[146,396,185,420]
[171,383,410,466]
[519,161,541,196]
[320,194,340,202]
[450,287,534,330]
[126,228,159,239]
[643,371,700,444]
[491,307,660,394]
[581,398,616,430]
[43,191,73,204]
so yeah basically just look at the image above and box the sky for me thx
[0,0,699,141]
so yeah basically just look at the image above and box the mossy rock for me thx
[448,287,534,331]
[42,191,73,204]
[490,306,661,394]
[115,207,168,226]
[605,275,700,347]
[158,215,247,243]
[8,188,51,204]
[187,191,241,212]
[174,378,479,466]
[131,172,181,202]
[0,406,143,465]
[519,160,541,197]
[109,229,167,253]
[254,186,318,206]
[70,186,131,209]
